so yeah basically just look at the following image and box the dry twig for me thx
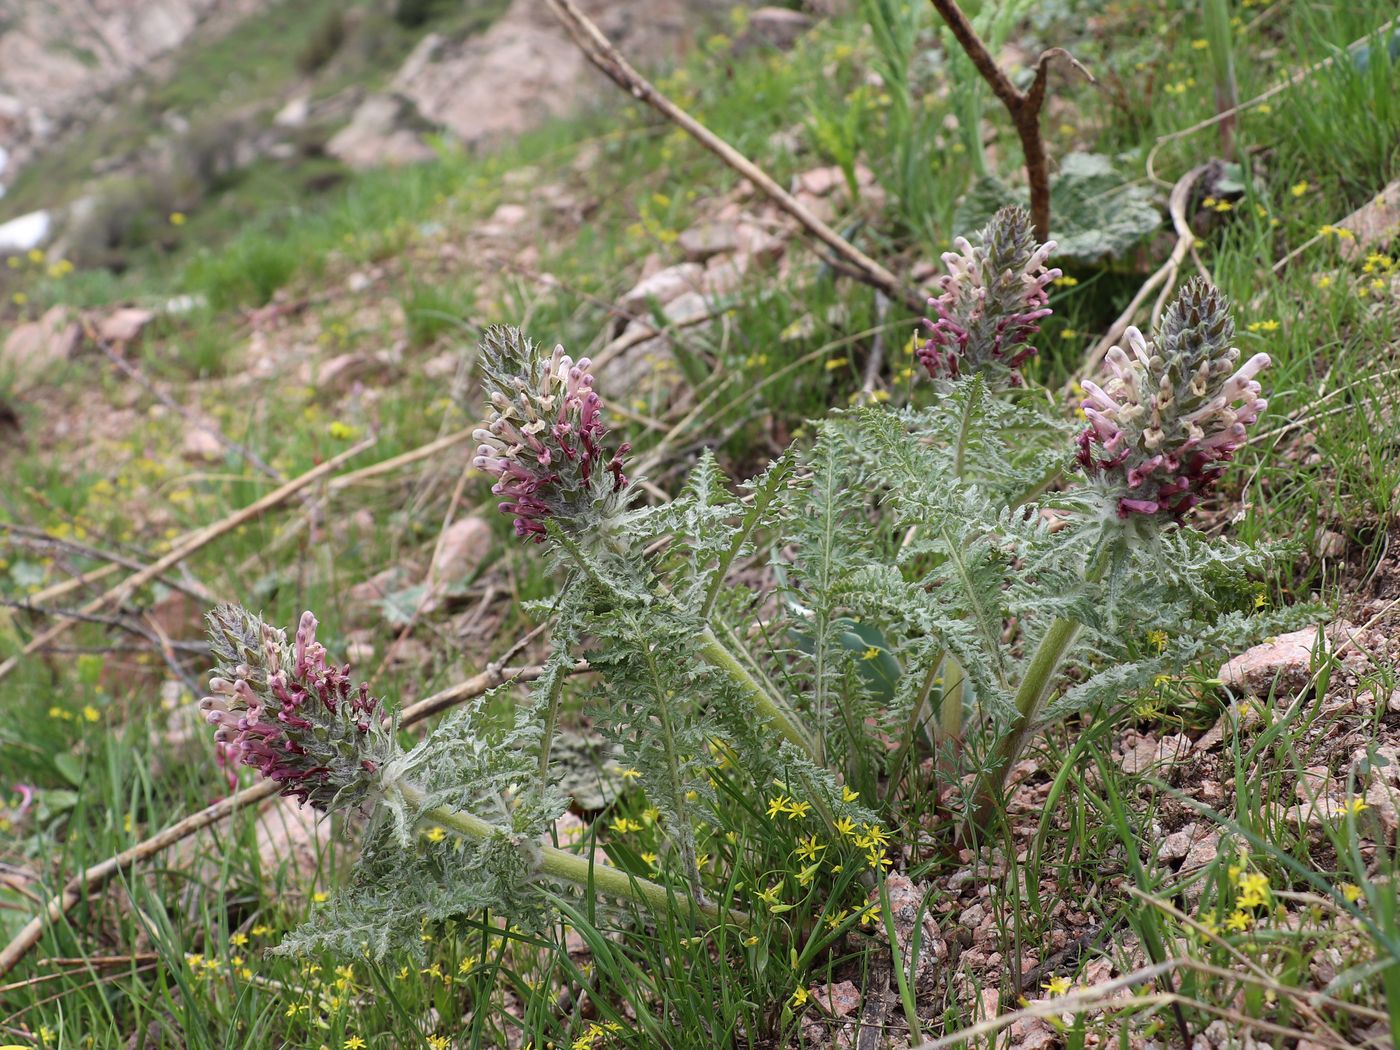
[544,0,921,312]
[928,0,1095,240]
[0,438,374,684]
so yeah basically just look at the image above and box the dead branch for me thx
[543,0,922,313]
[0,437,375,684]
[928,1,1095,241]
[0,658,589,978]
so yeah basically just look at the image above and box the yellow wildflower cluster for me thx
[1361,252,1395,276]
[572,1020,623,1050]
[1316,225,1355,241]
[1200,196,1233,213]
[765,794,811,821]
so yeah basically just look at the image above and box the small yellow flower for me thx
[251,924,271,937]
[784,800,811,820]
[611,817,641,834]
[328,421,360,441]
[11,292,27,306]
[1146,629,1169,652]
[1052,275,1079,287]
[834,816,857,837]
[1190,38,1208,49]
[1226,910,1252,932]
[424,826,447,843]
[825,357,849,371]
[1341,797,1368,817]
[766,795,791,819]
[794,835,825,862]
[169,212,188,226]
[1341,883,1364,904]
[83,705,100,722]
[230,932,248,947]
[1290,181,1311,198]
[312,891,328,903]
[427,1037,451,1050]
[27,248,44,263]
[861,646,880,660]
[755,884,783,908]
[1060,328,1078,340]
[841,786,859,803]
[790,986,809,1008]
[621,767,642,780]
[1043,974,1072,996]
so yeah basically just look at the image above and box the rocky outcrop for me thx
[392,0,727,146]
[326,93,437,169]
[0,0,272,185]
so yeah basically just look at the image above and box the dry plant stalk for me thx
[544,0,923,313]
[927,0,1094,241]
[0,659,587,978]
[0,437,374,684]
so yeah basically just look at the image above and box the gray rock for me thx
[326,93,437,169]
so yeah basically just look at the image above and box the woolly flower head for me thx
[918,206,1060,384]
[200,605,397,811]
[1077,279,1269,522]
[472,325,631,542]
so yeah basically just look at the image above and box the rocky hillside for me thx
[0,0,271,188]
[0,0,734,263]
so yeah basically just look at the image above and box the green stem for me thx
[886,650,944,799]
[537,670,567,784]
[396,783,744,926]
[878,874,923,1042]
[968,614,1083,828]
[952,378,982,478]
[967,540,1113,831]
[696,626,818,760]
[642,645,706,903]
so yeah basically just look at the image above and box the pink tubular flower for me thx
[1077,279,1269,522]
[918,206,1061,385]
[472,326,630,542]
[200,605,395,811]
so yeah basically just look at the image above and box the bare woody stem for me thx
[928,0,1094,241]
[545,0,922,313]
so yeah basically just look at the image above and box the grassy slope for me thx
[2,0,1399,1047]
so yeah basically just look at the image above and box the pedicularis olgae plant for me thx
[202,206,1302,956]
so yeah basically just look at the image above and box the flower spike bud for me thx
[472,325,632,542]
[201,604,399,811]
[917,206,1061,385]
[1077,279,1269,523]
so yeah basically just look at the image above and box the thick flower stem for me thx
[696,626,819,760]
[397,784,744,926]
[966,615,1082,830]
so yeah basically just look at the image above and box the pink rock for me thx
[810,979,860,1017]
[678,221,740,261]
[619,262,704,312]
[795,165,846,197]
[1,305,82,390]
[98,306,155,344]
[1218,626,1330,697]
